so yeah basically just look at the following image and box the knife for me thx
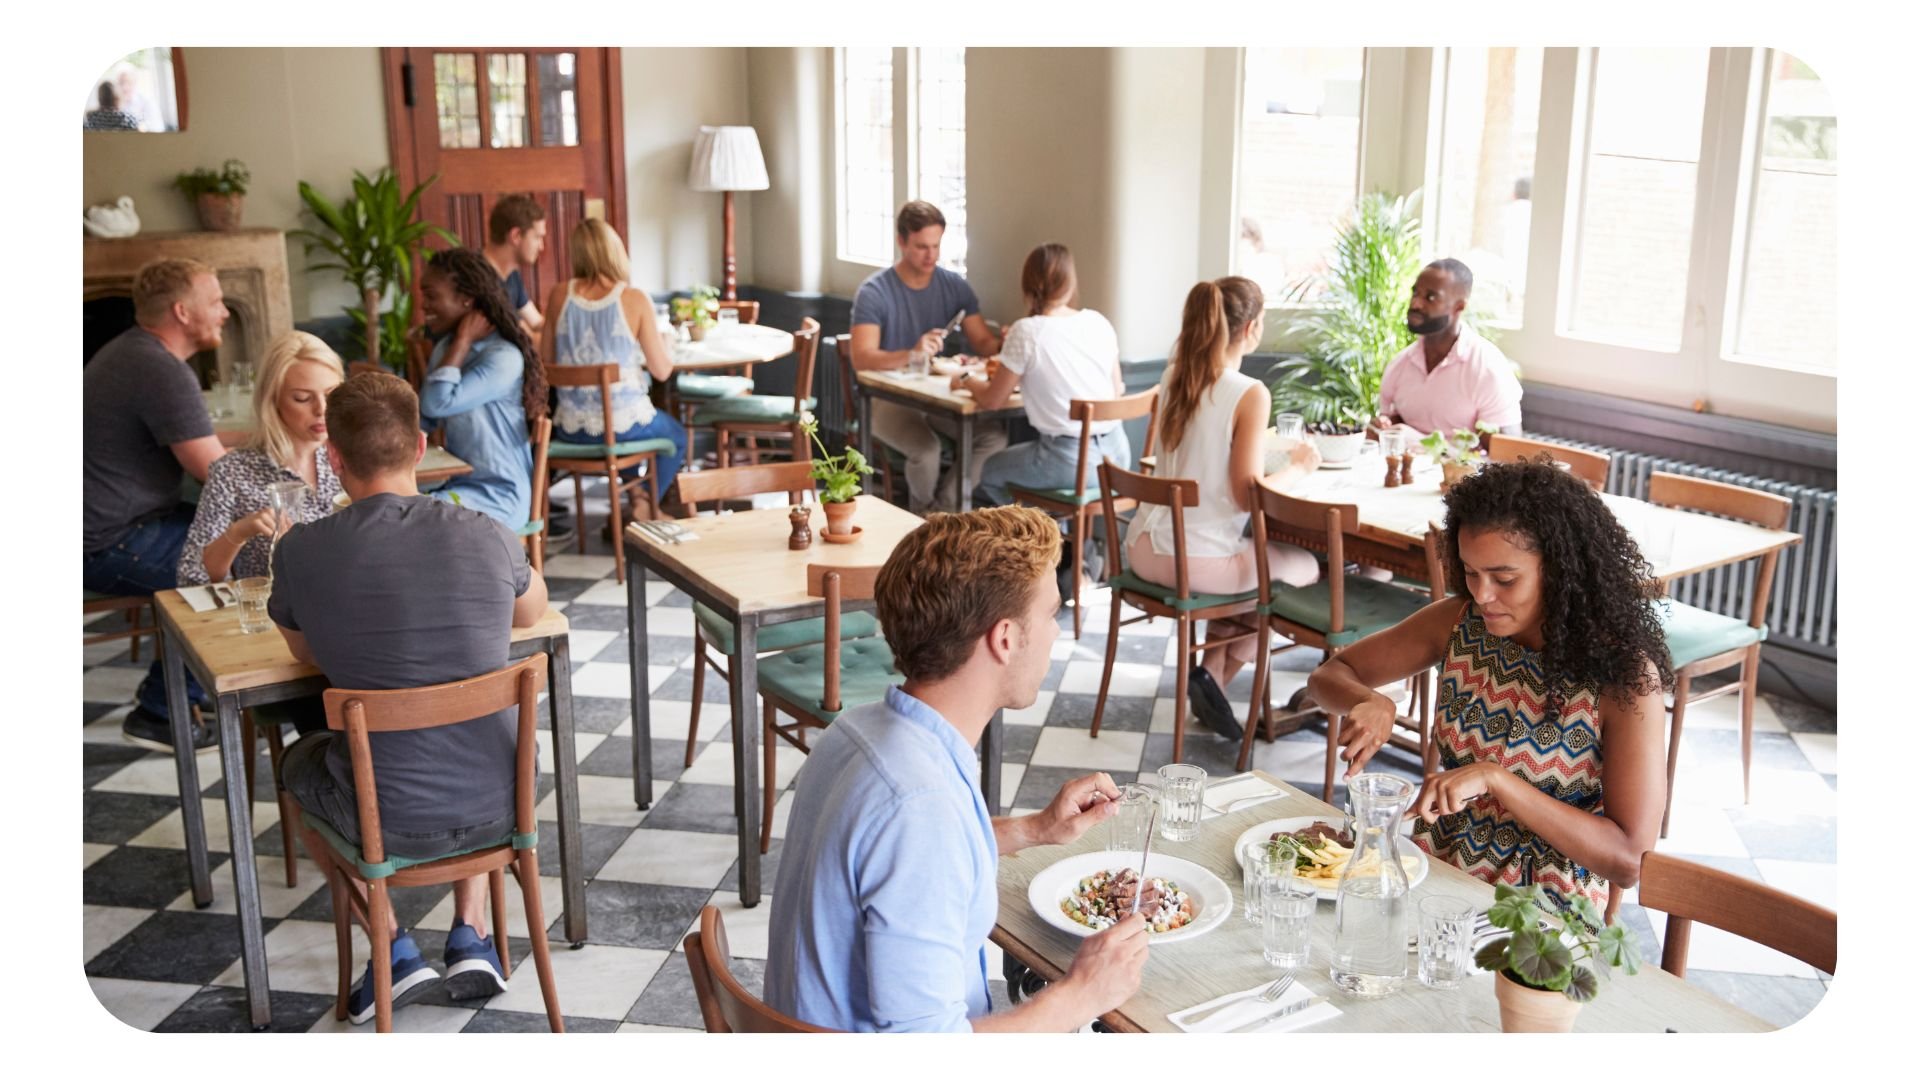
[1130,804,1159,916]
[1228,995,1327,1033]
[208,584,227,610]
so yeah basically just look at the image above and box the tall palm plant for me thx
[292,169,456,374]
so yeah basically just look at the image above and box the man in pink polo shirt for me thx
[1375,259,1523,437]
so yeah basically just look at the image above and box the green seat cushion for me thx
[1658,599,1766,669]
[755,636,904,724]
[548,437,679,460]
[675,374,756,399]
[300,811,532,881]
[1263,574,1433,648]
[691,395,819,426]
[1009,484,1098,508]
[516,518,545,538]
[693,602,881,657]
[1107,568,1259,612]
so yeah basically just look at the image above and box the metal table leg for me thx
[545,635,588,946]
[214,693,270,1030]
[731,616,763,907]
[626,550,653,809]
[161,625,213,908]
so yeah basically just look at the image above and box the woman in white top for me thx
[1124,276,1320,741]
[968,243,1129,506]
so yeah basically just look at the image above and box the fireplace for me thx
[82,228,293,382]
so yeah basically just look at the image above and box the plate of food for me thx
[1028,851,1232,945]
[1233,816,1427,901]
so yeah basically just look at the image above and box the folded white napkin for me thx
[179,584,228,614]
[1169,980,1340,1033]
[1202,775,1283,817]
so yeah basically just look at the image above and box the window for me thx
[837,47,896,266]
[1728,52,1836,373]
[1236,48,1366,302]
[84,48,184,133]
[916,47,968,274]
[434,53,482,149]
[536,53,580,148]
[486,54,529,149]
[1433,48,1544,326]
[1565,48,1711,350]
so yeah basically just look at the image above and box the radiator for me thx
[817,335,855,453]
[1535,436,1838,656]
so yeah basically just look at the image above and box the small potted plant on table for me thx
[1420,421,1499,492]
[671,284,721,341]
[174,159,251,232]
[1475,883,1642,1032]
[800,413,874,540]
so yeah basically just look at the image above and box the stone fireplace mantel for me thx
[83,228,293,381]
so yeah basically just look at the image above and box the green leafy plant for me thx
[173,159,251,197]
[1474,883,1642,1002]
[670,284,721,329]
[1419,421,1499,466]
[1269,190,1426,434]
[291,169,456,374]
[799,412,873,504]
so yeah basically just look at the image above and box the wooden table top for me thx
[154,590,568,695]
[624,495,923,617]
[671,324,795,372]
[855,369,1024,417]
[992,770,1772,1033]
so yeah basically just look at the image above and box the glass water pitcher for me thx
[1330,772,1416,997]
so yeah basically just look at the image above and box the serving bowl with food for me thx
[1028,851,1232,945]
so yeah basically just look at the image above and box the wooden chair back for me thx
[1422,521,1449,602]
[1251,480,1360,632]
[1487,433,1611,489]
[1066,387,1159,500]
[543,363,623,450]
[1098,462,1199,598]
[320,654,548,871]
[674,460,815,511]
[527,415,552,571]
[1637,851,1836,978]
[716,299,760,325]
[789,317,821,403]
[833,333,856,423]
[806,563,884,714]
[685,905,833,1033]
[1647,471,1792,531]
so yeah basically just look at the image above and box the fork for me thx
[635,520,680,545]
[1184,973,1295,1025]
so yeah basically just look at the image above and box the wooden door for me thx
[383,47,627,313]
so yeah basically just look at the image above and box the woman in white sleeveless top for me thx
[1124,276,1320,741]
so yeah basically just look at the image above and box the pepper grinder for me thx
[1400,453,1414,485]
[788,505,813,550]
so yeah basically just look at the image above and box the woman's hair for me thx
[97,82,117,110]
[248,331,344,470]
[1159,276,1264,452]
[1442,458,1675,703]
[424,247,548,428]
[569,217,632,285]
[1020,243,1076,317]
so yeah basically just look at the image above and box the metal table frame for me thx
[854,376,1025,512]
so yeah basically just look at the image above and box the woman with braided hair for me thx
[417,246,547,529]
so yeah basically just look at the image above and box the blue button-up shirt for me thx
[764,686,997,1032]
[419,331,533,530]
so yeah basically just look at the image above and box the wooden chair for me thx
[830,334,901,503]
[754,564,904,852]
[516,416,553,574]
[671,300,762,429]
[715,299,760,326]
[295,654,563,1033]
[238,710,301,888]
[1090,463,1264,764]
[1644,472,1791,837]
[83,592,158,663]
[686,905,834,1032]
[1487,433,1611,489]
[544,363,677,584]
[1636,851,1836,978]
[670,461,882,767]
[1009,388,1161,639]
[694,318,821,467]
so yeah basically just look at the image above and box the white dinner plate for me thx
[1317,458,1357,470]
[1233,816,1429,901]
[1028,851,1232,945]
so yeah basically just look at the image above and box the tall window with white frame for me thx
[1235,48,1366,302]
[1433,47,1544,328]
[916,47,968,274]
[838,47,895,266]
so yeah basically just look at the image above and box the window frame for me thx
[832,46,968,278]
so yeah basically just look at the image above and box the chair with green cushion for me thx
[294,654,563,1033]
[695,318,821,467]
[754,562,904,852]
[545,362,677,584]
[1089,462,1264,765]
[830,334,904,503]
[1645,472,1794,838]
[669,299,762,428]
[1010,388,1161,640]
[669,460,883,768]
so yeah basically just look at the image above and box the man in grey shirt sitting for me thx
[270,371,549,1024]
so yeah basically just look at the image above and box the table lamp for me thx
[687,125,769,301]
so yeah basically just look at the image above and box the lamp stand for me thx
[722,189,738,301]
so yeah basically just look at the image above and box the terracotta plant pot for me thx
[821,499,857,536]
[195,192,244,232]
[688,322,708,342]
[1440,457,1483,492]
[1493,970,1582,1032]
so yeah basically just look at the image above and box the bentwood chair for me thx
[83,592,158,663]
[544,363,678,584]
[1486,434,1612,490]
[1645,472,1793,838]
[754,564,904,852]
[672,300,762,428]
[686,905,835,1033]
[516,416,553,574]
[830,334,902,503]
[1090,463,1263,765]
[694,318,821,467]
[295,654,563,1033]
[1009,388,1160,639]
[670,461,881,767]
[1636,851,1836,978]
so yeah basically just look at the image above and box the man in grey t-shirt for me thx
[272,371,550,1021]
[847,200,1008,513]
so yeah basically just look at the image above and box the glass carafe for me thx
[1330,772,1415,997]
[265,480,307,582]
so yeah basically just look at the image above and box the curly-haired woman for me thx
[1307,459,1672,914]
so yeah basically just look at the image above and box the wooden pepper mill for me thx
[1400,453,1414,485]
[1384,453,1401,488]
[788,505,813,550]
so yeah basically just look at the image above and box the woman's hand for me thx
[453,309,493,347]
[1410,761,1508,825]
[224,508,287,546]
[1333,691,1400,777]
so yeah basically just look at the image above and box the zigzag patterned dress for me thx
[1410,608,1609,913]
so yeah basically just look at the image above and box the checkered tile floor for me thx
[81,479,1836,1031]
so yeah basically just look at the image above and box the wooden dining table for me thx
[991,769,1773,1032]
[853,369,1026,511]
[670,323,795,372]
[154,593,588,1031]
[621,495,1006,906]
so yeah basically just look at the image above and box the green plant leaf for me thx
[1473,937,1510,972]
[1564,894,1604,936]
[1486,884,1540,933]
[1594,924,1642,975]
[1564,964,1600,1003]
[1506,927,1572,988]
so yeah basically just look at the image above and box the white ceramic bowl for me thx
[1310,430,1367,465]
[1028,851,1232,945]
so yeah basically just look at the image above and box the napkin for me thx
[179,584,230,614]
[1169,980,1341,1033]
[1202,774,1284,818]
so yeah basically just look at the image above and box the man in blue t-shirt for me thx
[847,201,1009,513]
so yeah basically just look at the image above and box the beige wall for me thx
[744,47,827,294]
[620,48,754,294]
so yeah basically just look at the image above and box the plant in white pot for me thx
[1475,883,1642,1032]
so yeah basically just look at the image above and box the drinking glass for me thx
[653,302,672,329]
[230,359,256,398]
[232,577,273,634]
[907,350,932,378]
[207,382,232,421]
[1241,836,1298,923]
[1380,428,1406,460]
[1106,783,1154,854]
[1157,763,1206,842]
[1417,894,1477,989]
[1274,413,1305,441]
[1261,877,1316,969]
[715,307,740,336]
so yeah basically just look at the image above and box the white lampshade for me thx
[687,125,769,193]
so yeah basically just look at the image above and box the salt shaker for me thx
[788,505,813,550]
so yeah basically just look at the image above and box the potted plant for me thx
[1269,190,1425,466]
[671,284,721,341]
[174,159,251,232]
[799,412,874,537]
[1475,883,1642,1032]
[292,169,456,374]
[1420,421,1499,491]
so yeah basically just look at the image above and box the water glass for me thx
[1241,838,1298,923]
[715,307,740,336]
[1105,783,1154,854]
[1261,877,1316,969]
[1274,413,1305,441]
[232,577,273,635]
[907,350,932,378]
[1417,894,1477,989]
[1379,427,1406,459]
[230,359,255,397]
[653,302,671,329]
[1157,763,1206,842]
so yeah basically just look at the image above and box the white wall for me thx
[620,48,753,294]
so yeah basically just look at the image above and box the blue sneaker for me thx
[442,920,510,1000]
[347,931,440,1025]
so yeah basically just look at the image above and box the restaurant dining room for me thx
[57,3,1882,1060]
